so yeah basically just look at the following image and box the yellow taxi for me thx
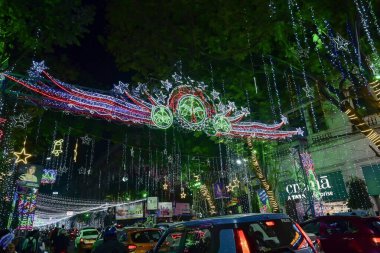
[120,228,162,253]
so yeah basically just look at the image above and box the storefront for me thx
[279,171,348,220]
[362,163,380,211]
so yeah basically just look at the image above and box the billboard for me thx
[213,182,229,199]
[158,202,173,217]
[174,203,190,216]
[279,171,348,204]
[147,197,158,210]
[115,202,144,220]
[18,165,42,188]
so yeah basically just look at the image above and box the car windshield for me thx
[243,218,308,252]
[131,230,161,243]
[83,230,98,236]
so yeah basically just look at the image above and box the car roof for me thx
[170,213,289,228]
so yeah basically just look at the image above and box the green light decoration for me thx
[369,54,380,80]
[177,95,207,129]
[213,115,232,134]
[151,105,173,129]
[307,171,322,200]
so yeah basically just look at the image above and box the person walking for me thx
[92,227,125,253]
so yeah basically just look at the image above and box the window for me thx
[183,228,211,253]
[132,230,161,243]
[156,228,211,253]
[218,229,236,253]
[157,230,184,253]
[302,222,320,235]
[82,230,98,236]
[320,220,358,235]
[244,219,309,252]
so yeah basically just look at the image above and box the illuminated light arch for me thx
[3,61,302,140]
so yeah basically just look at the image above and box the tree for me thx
[346,176,373,210]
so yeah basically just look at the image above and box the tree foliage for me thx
[346,176,373,210]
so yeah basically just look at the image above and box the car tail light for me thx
[128,244,137,252]
[372,237,380,245]
[234,229,250,253]
[265,221,275,227]
[294,223,317,253]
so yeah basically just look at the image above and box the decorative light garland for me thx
[3,62,301,140]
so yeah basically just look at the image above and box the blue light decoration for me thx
[3,61,302,140]
[40,169,57,184]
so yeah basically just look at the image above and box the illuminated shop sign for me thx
[280,171,348,203]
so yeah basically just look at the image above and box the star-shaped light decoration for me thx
[232,178,240,186]
[58,166,69,175]
[193,174,200,182]
[51,139,64,156]
[28,61,48,78]
[180,189,187,199]
[217,103,227,113]
[226,183,233,193]
[80,135,92,145]
[333,34,350,52]
[172,72,182,83]
[10,113,32,129]
[241,107,250,116]
[130,147,134,157]
[87,169,92,175]
[227,101,237,111]
[281,115,289,125]
[302,85,314,98]
[161,79,173,92]
[211,90,220,100]
[14,147,32,164]
[113,81,129,94]
[163,149,167,155]
[296,127,304,136]
[197,81,208,90]
[156,91,167,104]
[78,167,87,175]
[163,182,169,190]
[135,82,147,95]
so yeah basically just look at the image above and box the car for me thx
[301,215,380,253]
[92,227,162,253]
[74,228,100,252]
[148,213,317,253]
[154,223,178,231]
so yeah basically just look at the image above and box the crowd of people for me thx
[0,226,70,253]
[0,226,129,253]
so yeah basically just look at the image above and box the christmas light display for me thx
[51,139,63,156]
[10,113,31,129]
[73,139,78,162]
[41,169,57,184]
[14,140,32,164]
[180,188,186,199]
[300,152,322,200]
[80,134,92,145]
[199,184,217,215]
[17,192,37,230]
[3,62,301,139]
